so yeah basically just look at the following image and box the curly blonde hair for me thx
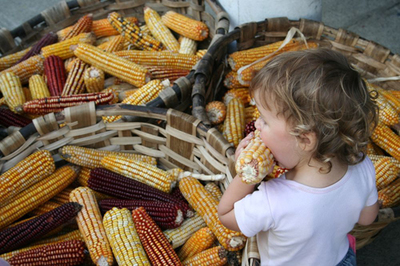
[249,48,379,172]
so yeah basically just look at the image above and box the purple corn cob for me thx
[16,32,58,64]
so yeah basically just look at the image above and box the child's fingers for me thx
[235,132,254,160]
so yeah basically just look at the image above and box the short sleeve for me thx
[364,157,378,206]
[234,182,274,237]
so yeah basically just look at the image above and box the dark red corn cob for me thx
[21,91,115,115]
[44,55,67,96]
[100,198,184,229]
[16,32,58,64]
[244,120,256,137]
[0,108,32,127]
[0,202,82,253]
[8,240,85,266]
[88,168,193,218]
[170,187,188,204]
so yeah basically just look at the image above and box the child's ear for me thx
[298,131,317,152]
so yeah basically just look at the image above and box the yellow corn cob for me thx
[103,207,150,266]
[368,155,400,190]
[238,41,319,86]
[108,12,163,51]
[74,43,150,87]
[376,87,400,113]
[60,145,157,169]
[161,11,209,41]
[223,88,251,106]
[99,35,125,53]
[179,176,247,251]
[371,122,400,161]
[0,54,44,84]
[60,14,93,41]
[378,178,400,208]
[117,88,139,101]
[179,36,197,55]
[30,200,62,216]
[372,88,399,126]
[83,67,105,93]
[0,150,55,207]
[245,105,260,124]
[101,154,176,193]
[0,71,25,113]
[114,50,200,70]
[61,58,88,95]
[204,182,223,202]
[177,227,216,261]
[144,7,180,52]
[196,49,207,58]
[77,167,91,186]
[182,246,227,266]
[50,187,75,205]
[0,48,30,71]
[69,186,114,266]
[28,74,51,99]
[0,165,78,230]
[42,32,96,60]
[140,24,152,36]
[223,97,245,148]
[163,212,206,249]
[235,130,275,184]
[103,79,167,123]
[223,70,242,89]
[205,101,226,125]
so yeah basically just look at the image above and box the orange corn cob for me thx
[60,14,93,41]
[235,130,276,184]
[371,123,400,161]
[177,227,216,261]
[179,176,247,251]
[74,43,150,87]
[144,7,180,52]
[61,58,88,95]
[0,48,30,71]
[41,32,96,60]
[83,67,105,93]
[99,35,125,53]
[205,101,226,125]
[0,150,55,207]
[179,36,197,55]
[29,74,51,99]
[162,11,209,41]
[223,70,242,89]
[69,186,114,266]
[378,178,400,208]
[131,207,182,266]
[0,55,44,84]
[223,97,245,148]
[389,89,400,99]
[223,88,251,106]
[182,246,227,266]
[369,154,400,190]
[0,72,26,113]
[204,182,223,202]
[114,50,200,70]
[30,200,62,216]
[371,87,399,126]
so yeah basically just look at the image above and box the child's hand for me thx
[235,131,254,161]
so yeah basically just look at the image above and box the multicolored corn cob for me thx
[7,240,85,266]
[60,14,93,41]
[74,43,151,87]
[235,130,275,184]
[61,58,88,95]
[44,55,66,96]
[179,176,247,251]
[101,154,177,193]
[103,207,150,266]
[22,91,115,115]
[144,7,180,52]
[100,198,184,229]
[87,167,193,218]
[108,12,163,51]
[0,48,30,71]
[223,97,245,148]
[0,55,44,84]
[205,101,226,125]
[0,72,25,114]
[177,227,216,261]
[161,11,209,41]
[0,202,81,253]
[17,32,58,64]
[131,207,182,265]
[0,107,32,127]
[69,186,113,266]
[29,74,51,99]
[182,246,227,266]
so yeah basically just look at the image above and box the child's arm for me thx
[357,201,379,225]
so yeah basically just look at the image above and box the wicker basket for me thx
[189,16,400,259]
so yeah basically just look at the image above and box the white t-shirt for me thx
[234,157,378,266]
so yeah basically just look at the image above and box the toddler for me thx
[218,48,380,265]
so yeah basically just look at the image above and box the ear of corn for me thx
[0,107,32,127]
[0,165,78,230]
[245,105,260,124]
[17,32,58,65]
[131,207,182,265]
[0,48,30,71]
[69,186,113,266]
[378,178,400,208]
[177,227,216,261]
[0,202,82,253]
[179,176,247,251]
[144,65,190,83]
[371,123,400,161]
[369,154,400,190]
[103,207,150,266]
[235,130,275,184]
[224,70,243,89]
[88,168,193,218]
[41,32,96,60]
[0,72,25,114]
[0,150,55,207]
[204,182,223,202]
[161,11,209,41]
[44,55,67,96]
[144,7,180,52]
[108,12,163,51]
[7,240,86,266]
[205,101,227,125]
[223,88,251,106]
[179,36,197,55]
[29,74,51,99]
[30,200,62,216]
[60,14,93,41]
[372,87,399,126]
[61,58,88,96]
[83,67,105,93]
[101,154,177,193]
[100,35,125,53]
[182,246,227,266]
[223,97,245,148]
[74,43,151,87]
[1,54,44,85]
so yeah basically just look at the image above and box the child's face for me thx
[254,94,302,170]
